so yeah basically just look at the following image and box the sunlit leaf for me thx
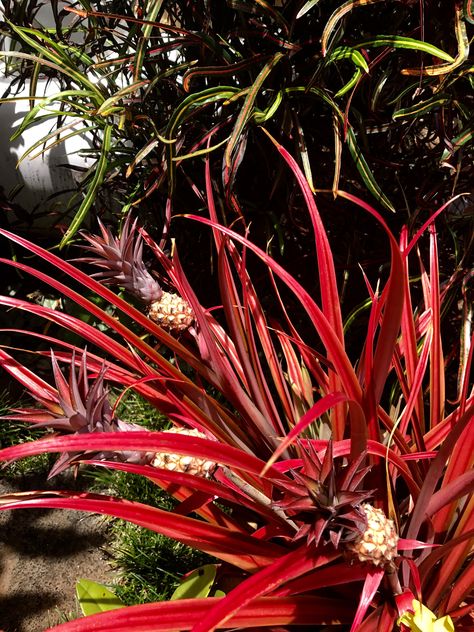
[76,579,125,616]
[171,565,217,600]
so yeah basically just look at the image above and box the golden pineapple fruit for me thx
[348,503,398,567]
[152,427,216,477]
[148,291,194,333]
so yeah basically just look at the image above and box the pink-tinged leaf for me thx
[349,567,384,632]
[262,130,346,439]
[442,556,474,614]
[425,503,474,611]
[398,326,432,441]
[405,403,474,551]
[184,214,362,406]
[86,460,290,532]
[424,396,474,451]
[357,601,398,632]
[0,348,56,400]
[418,529,474,577]
[404,195,466,256]
[397,538,438,551]
[361,288,381,442]
[0,432,289,484]
[399,227,425,432]
[191,544,342,632]
[432,388,474,533]
[394,590,417,617]
[273,559,368,596]
[45,595,354,631]
[336,191,404,406]
[308,438,420,497]
[428,224,445,427]
[262,392,351,473]
[0,491,282,571]
[0,230,215,382]
[426,470,474,518]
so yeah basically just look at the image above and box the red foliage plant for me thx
[0,139,472,631]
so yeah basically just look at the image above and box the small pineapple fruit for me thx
[148,291,195,333]
[348,503,398,567]
[152,427,217,477]
[80,217,194,333]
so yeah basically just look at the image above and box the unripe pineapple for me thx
[148,291,195,333]
[348,503,398,567]
[80,217,194,333]
[152,427,217,477]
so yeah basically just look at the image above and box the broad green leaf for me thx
[253,90,284,124]
[76,579,124,615]
[172,135,231,162]
[327,46,368,97]
[335,68,362,97]
[165,86,241,192]
[133,0,164,81]
[22,125,99,162]
[356,36,455,63]
[171,565,217,600]
[284,86,395,211]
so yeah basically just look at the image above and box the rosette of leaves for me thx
[0,138,471,630]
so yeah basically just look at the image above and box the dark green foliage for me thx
[1,1,472,247]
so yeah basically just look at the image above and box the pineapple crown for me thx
[79,215,163,304]
[275,441,374,549]
[6,350,153,477]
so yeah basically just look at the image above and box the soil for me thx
[0,471,115,632]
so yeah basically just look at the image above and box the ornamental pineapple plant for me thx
[0,138,471,631]
[80,217,194,333]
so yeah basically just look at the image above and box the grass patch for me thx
[0,389,54,478]
[88,391,213,605]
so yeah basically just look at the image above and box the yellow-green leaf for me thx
[171,564,217,600]
[398,600,455,632]
[76,579,124,616]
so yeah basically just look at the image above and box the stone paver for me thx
[0,473,114,632]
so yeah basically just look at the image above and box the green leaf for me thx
[76,579,124,616]
[224,52,285,169]
[328,46,369,73]
[296,0,322,19]
[356,36,455,63]
[393,96,450,120]
[10,89,94,141]
[5,22,103,103]
[165,86,241,192]
[346,127,395,212]
[465,0,474,24]
[60,123,112,248]
[321,0,386,55]
[171,565,217,600]
[440,122,474,162]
